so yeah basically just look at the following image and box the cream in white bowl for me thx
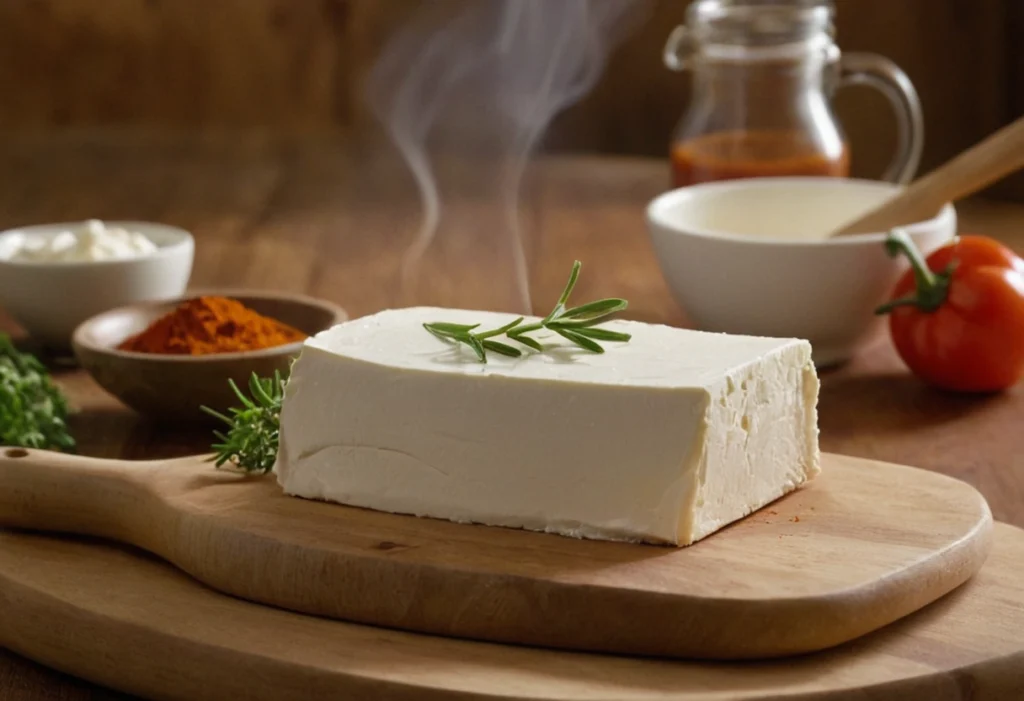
[0,220,194,345]
[646,178,956,366]
[0,219,159,263]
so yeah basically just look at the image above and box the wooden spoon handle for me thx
[834,114,1024,236]
[0,447,150,542]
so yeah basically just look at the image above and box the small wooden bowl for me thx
[72,291,347,423]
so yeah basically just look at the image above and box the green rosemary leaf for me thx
[560,298,629,320]
[477,317,524,339]
[229,378,257,410]
[553,327,605,353]
[424,324,459,342]
[482,340,523,357]
[0,333,76,452]
[508,332,543,352]
[200,405,234,426]
[201,371,286,474]
[426,322,481,333]
[466,336,487,363]
[555,260,582,307]
[423,260,628,362]
[249,375,275,408]
[545,304,565,324]
[561,326,632,342]
[548,316,613,328]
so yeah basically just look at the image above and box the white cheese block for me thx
[274,307,820,546]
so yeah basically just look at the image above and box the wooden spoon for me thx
[831,114,1024,237]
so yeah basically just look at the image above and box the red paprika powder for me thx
[118,296,306,355]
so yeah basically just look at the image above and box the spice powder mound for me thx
[118,296,307,355]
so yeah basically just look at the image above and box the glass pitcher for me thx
[664,0,923,188]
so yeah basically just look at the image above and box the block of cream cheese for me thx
[274,307,820,546]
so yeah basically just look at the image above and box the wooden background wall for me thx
[0,0,1020,196]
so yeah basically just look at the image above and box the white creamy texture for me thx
[275,307,820,546]
[0,219,158,262]
[664,183,890,241]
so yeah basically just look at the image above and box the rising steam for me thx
[367,0,648,313]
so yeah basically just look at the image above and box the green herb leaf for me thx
[425,322,481,333]
[423,260,630,362]
[553,260,581,310]
[508,332,543,352]
[482,340,523,357]
[0,334,75,452]
[423,324,459,342]
[560,298,629,320]
[466,336,487,363]
[552,328,605,353]
[477,317,524,339]
[201,370,285,474]
[565,327,632,342]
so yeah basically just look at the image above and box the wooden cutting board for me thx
[1,525,1023,701]
[0,447,992,660]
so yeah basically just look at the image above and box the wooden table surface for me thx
[1,131,1023,700]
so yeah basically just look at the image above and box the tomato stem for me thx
[875,229,952,315]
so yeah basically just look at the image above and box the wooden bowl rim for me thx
[71,289,348,363]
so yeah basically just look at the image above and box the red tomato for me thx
[879,233,1024,393]
[919,235,1024,277]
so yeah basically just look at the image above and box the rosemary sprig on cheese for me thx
[423,261,631,363]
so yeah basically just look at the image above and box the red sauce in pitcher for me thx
[670,129,850,188]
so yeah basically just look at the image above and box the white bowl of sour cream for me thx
[0,220,194,346]
[646,177,957,366]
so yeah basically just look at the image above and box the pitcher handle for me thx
[663,25,693,72]
[838,52,924,184]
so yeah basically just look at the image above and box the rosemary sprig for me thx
[423,261,631,362]
[201,371,285,474]
[0,333,75,452]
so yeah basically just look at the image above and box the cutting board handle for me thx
[0,447,150,542]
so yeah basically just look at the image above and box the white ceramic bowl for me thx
[0,221,194,346]
[646,178,957,366]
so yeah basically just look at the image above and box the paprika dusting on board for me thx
[118,296,307,355]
